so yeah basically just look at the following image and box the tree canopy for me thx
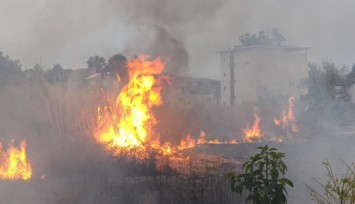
[0,51,23,86]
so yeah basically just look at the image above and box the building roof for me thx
[167,75,221,96]
[218,45,310,54]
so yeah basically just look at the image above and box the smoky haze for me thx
[1,1,355,204]
[1,0,355,77]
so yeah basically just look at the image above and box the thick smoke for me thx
[2,0,355,77]
[108,0,222,75]
[1,1,355,203]
[148,26,189,75]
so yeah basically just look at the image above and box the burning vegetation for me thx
[1,48,348,204]
[95,56,198,162]
[243,109,263,142]
[0,140,32,180]
[95,56,166,159]
[274,97,299,133]
[94,55,300,171]
[1,0,355,201]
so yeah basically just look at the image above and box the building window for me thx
[224,72,226,77]
[224,86,226,91]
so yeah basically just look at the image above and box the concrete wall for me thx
[348,84,355,103]
[220,46,308,105]
[220,52,231,105]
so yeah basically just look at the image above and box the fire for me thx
[197,130,207,145]
[95,56,199,160]
[0,140,32,180]
[95,55,293,168]
[243,109,263,142]
[197,130,239,145]
[95,56,171,160]
[178,135,196,150]
[274,97,298,133]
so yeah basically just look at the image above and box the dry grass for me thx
[0,81,109,178]
[0,82,97,138]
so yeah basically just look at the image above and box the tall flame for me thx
[95,56,295,166]
[94,55,241,163]
[243,109,263,142]
[274,97,298,133]
[95,56,169,159]
[0,140,32,180]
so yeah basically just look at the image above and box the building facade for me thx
[164,75,221,108]
[219,30,309,105]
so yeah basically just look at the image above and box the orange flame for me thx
[96,56,289,167]
[197,130,239,145]
[95,56,199,160]
[178,135,196,150]
[0,140,32,180]
[274,97,298,133]
[243,109,263,142]
[197,130,207,145]
[95,56,167,160]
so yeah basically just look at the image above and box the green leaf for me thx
[257,146,264,150]
[260,190,266,198]
[242,161,250,170]
[272,169,279,180]
[245,194,255,203]
[225,172,235,180]
[279,178,294,187]
[227,145,292,203]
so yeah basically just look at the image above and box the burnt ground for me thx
[1,128,355,204]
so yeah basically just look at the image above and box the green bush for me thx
[227,145,293,204]
[307,160,355,204]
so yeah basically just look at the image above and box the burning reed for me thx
[0,140,32,180]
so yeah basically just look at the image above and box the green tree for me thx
[47,64,66,82]
[0,51,23,85]
[305,62,342,107]
[307,160,355,204]
[87,56,106,72]
[301,62,354,125]
[27,64,46,82]
[227,145,293,204]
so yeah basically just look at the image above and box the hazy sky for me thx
[0,0,354,78]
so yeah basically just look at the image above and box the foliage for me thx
[227,145,293,204]
[307,160,355,204]
[0,51,23,86]
[87,56,106,72]
[305,62,342,106]
[47,64,69,83]
[301,62,355,125]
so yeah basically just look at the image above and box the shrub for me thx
[227,145,293,204]
[307,160,355,204]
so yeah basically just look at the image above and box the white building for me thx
[219,29,309,105]
[164,75,221,108]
